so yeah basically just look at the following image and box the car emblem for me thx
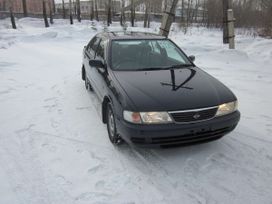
[193,113,201,119]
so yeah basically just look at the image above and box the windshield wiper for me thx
[134,67,165,71]
[134,64,194,71]
[167,64,194,69]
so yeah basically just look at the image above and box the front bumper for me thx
[116,111,240,148]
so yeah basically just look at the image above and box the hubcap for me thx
[85,79,88,89]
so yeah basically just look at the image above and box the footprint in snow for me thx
[55,175,72,186]
[41,143,57,152]
[88,164,103,174]
[75,192,111,201]
[95,180,105,190]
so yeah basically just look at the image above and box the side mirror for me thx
[89,60,105,68]
[189,55,195,62]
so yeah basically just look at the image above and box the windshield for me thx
[111,39,193,71]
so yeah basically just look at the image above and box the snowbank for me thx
[0,18,272,204]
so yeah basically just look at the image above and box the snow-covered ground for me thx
[1,18,272,204]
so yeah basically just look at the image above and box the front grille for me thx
[170,107,218,123]
[151,127,233,146]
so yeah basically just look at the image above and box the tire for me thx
[106,103,123,145]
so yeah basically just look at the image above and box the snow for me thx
[1,18,272,204]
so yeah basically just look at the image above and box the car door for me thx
[92,37,108,101]
[84,36,101,86]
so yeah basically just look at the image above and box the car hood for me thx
[113,67,236,112]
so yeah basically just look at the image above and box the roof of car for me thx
[99,31,166,40]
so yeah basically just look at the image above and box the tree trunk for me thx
[131,0,135,27]
[107,0,112,26]
[69,0,74,24]
[120,0,125,25]
[181,0,184,22]
[164,0,168,12]
[202,0,206,25]
[144,1,149,28]
[94,0,99,21]
[9,6,16,29]
[73,0,77,16]
[194,0,200,22]
[22,0,28,17]
[90,0,94,21]
[52,0,56,13]
[43,0,49,28]
[62,0,66,19]
[49,0,54,24]
[3,0,6,11]
[159,0,178,37]
[76,0,81,22]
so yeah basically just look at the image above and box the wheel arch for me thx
[82,65,86,81]
[102,96,112,124]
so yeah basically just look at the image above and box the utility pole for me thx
[227,9,235,49]
[223,0,232,43]
[159,0,178,37]
[223,0,235,49]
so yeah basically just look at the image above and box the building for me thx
[55,0,121,15]
[0,0,55,14]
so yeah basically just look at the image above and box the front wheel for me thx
[106,103,123,145]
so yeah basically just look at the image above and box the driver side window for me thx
[87,36,100,57]
[95,39,105,60]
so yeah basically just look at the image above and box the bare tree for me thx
[76,0,81,22]
[62,0,66,19]
[2,0,6,11]
[202,0,206,25]
[94,0,99,21]
[107,0,112,26]
[144,1,150,28]
[159,0,179,37]
[120,0,125,25]
[22,0,28,17]
[49,0,54,24]
[52,0,56,13]
[43,0,49,27]
[130,0,135,27]
[69,0,74,24]
[181,0,185,22]
[260,0,272,37]
[9,3,16,29]
[90,0,94,21]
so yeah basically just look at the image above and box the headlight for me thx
[123,111,173,124]
[216,101,238,117]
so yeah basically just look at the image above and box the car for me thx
[82,31,240,148]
